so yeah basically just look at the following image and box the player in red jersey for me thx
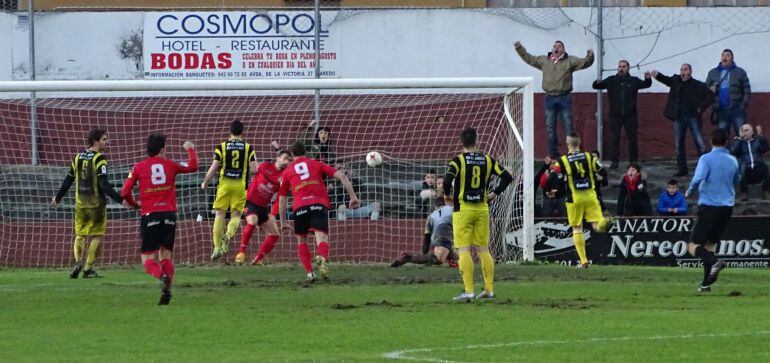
[121,134,198,305]
[234,148,293,265]
[278,141,360,282]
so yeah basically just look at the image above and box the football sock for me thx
[458,251,474,294]
[573,231,588,265]
[239,223,256,254]
[84,236,101,271]
[255,235,279,263]
[73,236,86,262]
[212,216,225,249]
[701,263,711,286]
[317,242,329,260]
[478,250,495,293]
[143,258,163,279]
[226,217,241,239]
[160,258,175,284]
[695,245,717,265]
[298,243,313,273]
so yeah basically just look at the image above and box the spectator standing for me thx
[515,40,594,157]
[592,60,652,169]
[657,179,688,216]
[652,65,715,177]
[730,124,769,200]
[705,49,751,137]
[617,163,653,216]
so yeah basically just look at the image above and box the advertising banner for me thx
[507,217,770,268]
[143,12,340,79]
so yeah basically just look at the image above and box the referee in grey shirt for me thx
[685,128,740,292]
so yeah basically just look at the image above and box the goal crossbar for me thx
[0,77,533,92]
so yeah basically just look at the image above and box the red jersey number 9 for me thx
[294,162,310,180]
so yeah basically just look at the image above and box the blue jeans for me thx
[716,107,747,137]
[674,116,706,173]
[544,94,574,157]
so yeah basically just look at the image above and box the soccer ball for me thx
[366,151,383,167]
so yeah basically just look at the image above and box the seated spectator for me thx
[657,179,688,216]
[617,163,653,216]
[328,163,380,220]
[539,158,566,218]
[730,123,769,200]
[416,169,438,216]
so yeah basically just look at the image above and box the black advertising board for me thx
[507,216,770,268]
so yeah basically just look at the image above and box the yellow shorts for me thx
[213,183,246,212]
[566,198,603,227]
[452,208,490,249]
[74,207,107,236]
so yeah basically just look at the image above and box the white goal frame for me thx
[0,77,535,262]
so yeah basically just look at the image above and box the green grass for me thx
[1,264,769,362]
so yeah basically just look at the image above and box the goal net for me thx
[0,78,533,267]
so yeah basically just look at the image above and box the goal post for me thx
[0,77,535,267]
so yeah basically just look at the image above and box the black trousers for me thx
[608,113,638,163]
[740,161,770,192]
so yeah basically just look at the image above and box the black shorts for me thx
[294,204,328,236]
[140,212,177,253]
[690,205,733,245]
[244,201,271,226]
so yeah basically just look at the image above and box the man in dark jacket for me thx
[705,49,751,137]
[730,123,769,200]
[652,65,715,177]
[617,163,652,216]
[593,60,652,169]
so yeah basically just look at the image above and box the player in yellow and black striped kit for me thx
[443,128,513,301]
[52,129,125,279]
[201,120,257,260]
[557,132,613,269]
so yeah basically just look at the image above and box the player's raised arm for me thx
[52,161,76,208]
[177,141,199,174]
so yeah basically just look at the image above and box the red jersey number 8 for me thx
[151,164,166,185]
[294,162,310,180]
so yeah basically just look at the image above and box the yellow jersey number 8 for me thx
[471,165,481,189]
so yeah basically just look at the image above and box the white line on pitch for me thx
[0,281,148,292]
[382,330,770,362]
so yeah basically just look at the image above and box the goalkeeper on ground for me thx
[391,198,458,268]
[51,129,125,279]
